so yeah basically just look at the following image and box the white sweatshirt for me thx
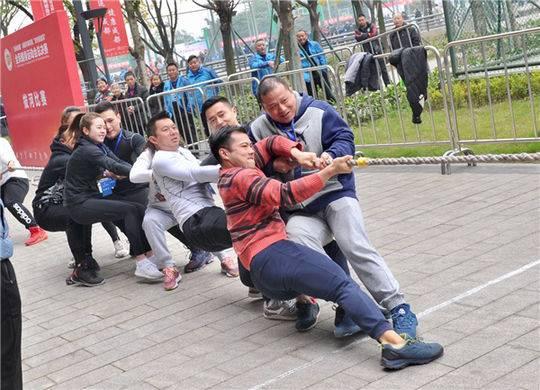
[129,148,170,211]
[152,147,220,229]
[0,138,28,186]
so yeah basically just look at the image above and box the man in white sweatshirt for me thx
[140,112,239,285]
[0,138,47,246]
[130,147,235,290]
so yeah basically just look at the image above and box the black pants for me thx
[109,188,148,255]
[376,58,390,86]
[1,178,36,229]
[306,71,336,103]
[181,206,232,253]
[69,198,150,256]
[1,259,22,390]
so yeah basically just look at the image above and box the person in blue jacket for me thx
[0,197,21,390]
[186,55,222,113]
[248,39,277,95]
[296,30,335,103]
[163,62,199,150]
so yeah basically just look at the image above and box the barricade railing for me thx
[84,96,149,137]
[443,27,540,150]
[226,61,290,81]
[352,23,423,55]
[146,86,208,153]
[306,46,354,64]
[343,46,454,151]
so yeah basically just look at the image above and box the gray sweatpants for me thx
[286,196,405,311]
[142,207,178,268]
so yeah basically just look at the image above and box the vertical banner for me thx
[89,0,130,57]
[0,11,84,167]
[30,0,64,21]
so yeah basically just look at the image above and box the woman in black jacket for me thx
[64,112,158,286]
[148,74,165,116]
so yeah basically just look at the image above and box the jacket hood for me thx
[50,136,72,155]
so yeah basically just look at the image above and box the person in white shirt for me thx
[0,138,47,246]
[144,111,239,279]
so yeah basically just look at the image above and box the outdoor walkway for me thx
[9,163,540,389]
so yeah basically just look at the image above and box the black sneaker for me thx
[85,254,101,271]
[184,250,214,273]
[381,335,444,370]
[333,305,362,338]
[295,299,320,332]
[67,266,104,287]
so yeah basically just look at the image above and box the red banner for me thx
[30,0,64,21]
[0,11,84,167]
[89,0,130,57]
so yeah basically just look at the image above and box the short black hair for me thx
[257,75,291,104]
[209,125,248,163]
[124,70,135,80]
[94,101,117,115]
[358,13,366,18]
[146,111,171,138]
[166,62,178,69]
[187,55,198,63]
[96,77,108,86]
[200,96,232,132]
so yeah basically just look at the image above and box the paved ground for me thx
[7,163,539,390]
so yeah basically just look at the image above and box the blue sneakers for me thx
[334,306,363,338]
[381,335,444,370]
[184,250,214,273]
[295,299,320,332]
[390,303,418,338]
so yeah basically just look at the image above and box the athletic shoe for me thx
[220,256,239,278]
[381,335,444,370]
[85,254,101,271]
[296,299,320,332]
[333,305,362,338]
[67,258,75,269]
[390,303,418,339]
[113,239,129,258]
[163,266,182,291]
[135,259,164,280]
[263,299,297,321]
[248,287,262,299]
[184,250,213,273]
[66,266,104,287]
[25,226,48,246]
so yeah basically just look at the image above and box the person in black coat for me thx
[389,13,422,50]
[64,112,157,286]
[123,71,148,135]
[354,14,390,86]
[148,74,165,116]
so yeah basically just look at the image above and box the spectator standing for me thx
[110,83,131,129]
[186,54,222,112]
[296,30,336,102]
[124,71,148,135]
[94,77,113,104]
[389,12,421,50]
[249,39,277,95]
[148,74,165,116]
[354,14,390,86]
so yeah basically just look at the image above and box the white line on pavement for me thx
[249,259,540,390]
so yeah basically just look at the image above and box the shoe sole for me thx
[263,312,297,321]
[334,327,363,338]
[381,349,444,370]
[115,252,129,258]
[296,307,320,332]
[66,277,105,287]
[248,292,263,299]
[25,234,48,246]
[221,269,239,278]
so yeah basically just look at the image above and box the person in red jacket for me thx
[210,125,444,370]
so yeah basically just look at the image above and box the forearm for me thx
[155,156,219,183]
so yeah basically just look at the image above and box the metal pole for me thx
[73,0,98,87]
[96,32,111,82]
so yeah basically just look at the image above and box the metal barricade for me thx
[443,27,540,149]
[352,23,424,55]
[84,96,149,137]
[343,46,454,151]
[307,46,354,64]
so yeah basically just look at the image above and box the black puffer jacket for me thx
[32,137,72,207]
[389,47,428,124]
[389,23,421,51]
[64,136,132,206]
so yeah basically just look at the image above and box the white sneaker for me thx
[67,258,75,269]
[135,259,164,280]
[114,240,129,258]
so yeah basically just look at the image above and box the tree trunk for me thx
[307,0,321,42]
[351,0,362,19]
[471,0,487,36]
[125,0,148,85]
[274,0,303,91]
[218,9,236,75]
[376,0,385,34]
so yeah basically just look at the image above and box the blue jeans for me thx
[250,240,392,340]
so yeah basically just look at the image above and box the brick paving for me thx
[7,163,539,389]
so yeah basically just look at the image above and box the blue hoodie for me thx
[163,76,191,116]
[299,40,327,82]
[187,66,222,111]
[249,52,277,95]
[0,200,13,260]
[249,92,356,213]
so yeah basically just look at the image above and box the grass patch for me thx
[351,98,540,157]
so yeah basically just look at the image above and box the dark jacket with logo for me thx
[64,137,131,206]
